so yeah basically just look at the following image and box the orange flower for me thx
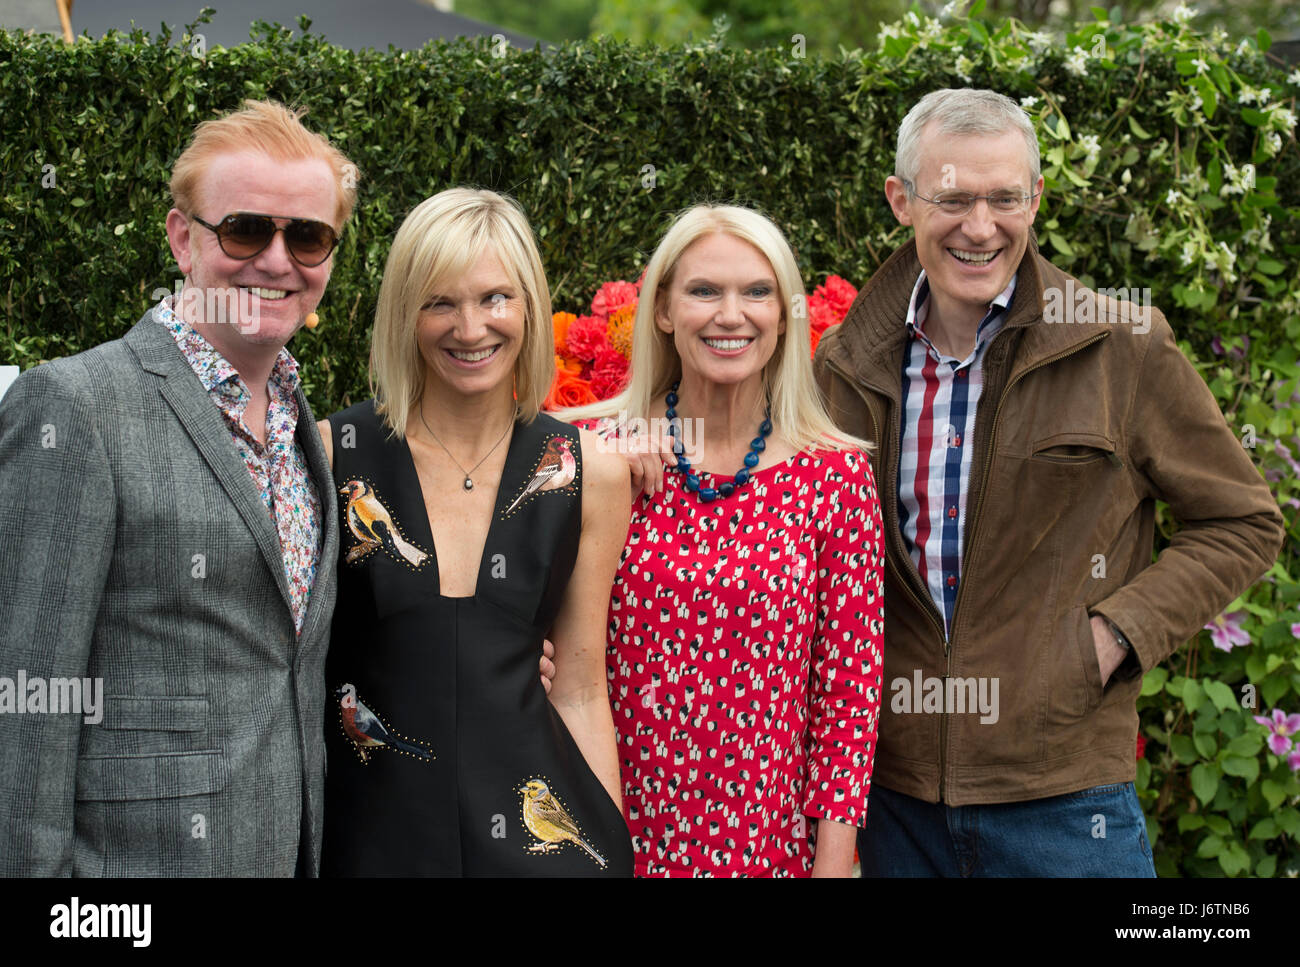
[809,327,822,357]
[552,312,577,355]
[544,368,597,410]
[607,302,636,358]
[554,353,582,375]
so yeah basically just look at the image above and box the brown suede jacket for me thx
[813,238,1284,805]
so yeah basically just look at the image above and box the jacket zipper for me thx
[830,329,1108,802]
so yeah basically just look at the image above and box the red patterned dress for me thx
[597,438,885,876]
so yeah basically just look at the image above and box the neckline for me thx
[396,416,522,600]
[669,447,812,484]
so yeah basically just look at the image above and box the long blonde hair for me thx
[370,188,555,438]
[557,204,868,454]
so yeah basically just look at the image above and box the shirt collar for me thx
[905,270,1017,363]
[152,296,302,398]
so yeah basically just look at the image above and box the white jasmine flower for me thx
[941,0,961,19]
[1028,30,1052,54]
[955,54,974,82]
[1289,69,1300,86]
[1266,130,1282,154]
[1064,46,1089,77]
[1020,95,1039,109]
[1173,4,1196,25]
[1192,58,1209,75]
[1237,86,1257,104]
[906,10,920,27]
[1166,188,1182,205]
[1180,239,1198,266]
[1274,107,1297,131]
[1078,133,1101,163]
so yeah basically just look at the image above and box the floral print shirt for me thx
[153,298,322,633]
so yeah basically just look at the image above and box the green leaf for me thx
[1218,841,1249,876]
[1140,667,1168,696]
[1091,6,1108,20]
[1220,755,1258,783]
[1127,116,1152,139]
[1277,808,1300,837]
[1171,733,1198,764]
[1225,732,1262,757]
[1182,678,1204,714]
[1241,108,1269,126]
[1195,832,1224,858]
[1248,817,1277,839]
[1192,731,1217,758]
[1203,679,1236,713]
[1257,27,1271,52]
[1261,779,1286,811]
[1190,763,1219,805]
[1203,814,1231,836]
[969,0,986,15]
[1177,813,1205,832]
[1048,231,1074,257]
[1256,854,1277,877]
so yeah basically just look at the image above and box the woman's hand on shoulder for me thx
[578,426,636,508]
[317,419,333,471]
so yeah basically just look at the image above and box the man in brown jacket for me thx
[813,88,1283,876]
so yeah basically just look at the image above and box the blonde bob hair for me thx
[558,204,868,455]
[370,188,555,438]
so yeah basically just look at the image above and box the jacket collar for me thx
[828,234,1109,395]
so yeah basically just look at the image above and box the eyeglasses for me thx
[903,180,1039,217]
[191,212,340,267]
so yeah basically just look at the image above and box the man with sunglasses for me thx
[0,100,355,876]
[814,88,1282,876]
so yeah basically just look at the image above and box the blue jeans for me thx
[858,782,1156,877]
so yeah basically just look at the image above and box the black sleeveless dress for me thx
[320,401,633,876]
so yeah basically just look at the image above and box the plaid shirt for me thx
[897,272,1015,639]
[153,298,321,633]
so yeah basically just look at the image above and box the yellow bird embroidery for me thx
[339,479,429,567]
[519,779,606,869]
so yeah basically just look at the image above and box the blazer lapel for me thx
[125,315,295,614]
[294,387,337,649]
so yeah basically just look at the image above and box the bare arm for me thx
[545,428,629,809]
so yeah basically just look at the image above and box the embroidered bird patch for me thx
[339,479,430,568]
[504,437,577,516]
[518,777,606,868]
[336,685,435,764]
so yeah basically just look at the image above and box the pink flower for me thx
[1290,750,1300,772]
[565,314,610,362]
[1291,622,1300,639]
[1204,610,1250,651]
[590,281,639,321]
[1253,708,1300,756]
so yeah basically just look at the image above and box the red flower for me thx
[590,281,639,320]
[812,275,858,319]
[565,314,610,362]
[591,346,630,399]
[808,296,839,335]
[1136,735,1146,760]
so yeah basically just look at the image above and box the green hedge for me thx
[2,5,1298,876]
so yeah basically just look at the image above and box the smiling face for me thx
[656,232,784,392]
[886,125,1043,321]
[415,246,526,403]
[166,150,339,356]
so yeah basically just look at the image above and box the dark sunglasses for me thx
[191,212,340,267]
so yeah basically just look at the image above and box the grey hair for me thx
[895,88,1041,188]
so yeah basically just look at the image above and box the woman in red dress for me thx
[560,205,885,876]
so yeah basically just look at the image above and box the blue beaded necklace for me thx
[665,381,773,503]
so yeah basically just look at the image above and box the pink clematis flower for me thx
[1291,622,1300,639]
[1204,611,1251,651]
[1253,708,1300,756]
[1290,750,1300,772]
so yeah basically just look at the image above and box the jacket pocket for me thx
[1044,605,1106,731]
[1030,431,1118,465]
[101,696,208,732]
[76,749,226,801]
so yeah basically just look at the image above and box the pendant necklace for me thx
[418,404,512,492]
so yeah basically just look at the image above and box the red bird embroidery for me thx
[505,437,577,515]
[336,685,435,763]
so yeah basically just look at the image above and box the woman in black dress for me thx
[316,188,632,875]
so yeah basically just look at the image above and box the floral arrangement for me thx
[544,275,859,409]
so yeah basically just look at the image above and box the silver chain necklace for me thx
[418,404,512,492]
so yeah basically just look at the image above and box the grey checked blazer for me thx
[0,311,338,876]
